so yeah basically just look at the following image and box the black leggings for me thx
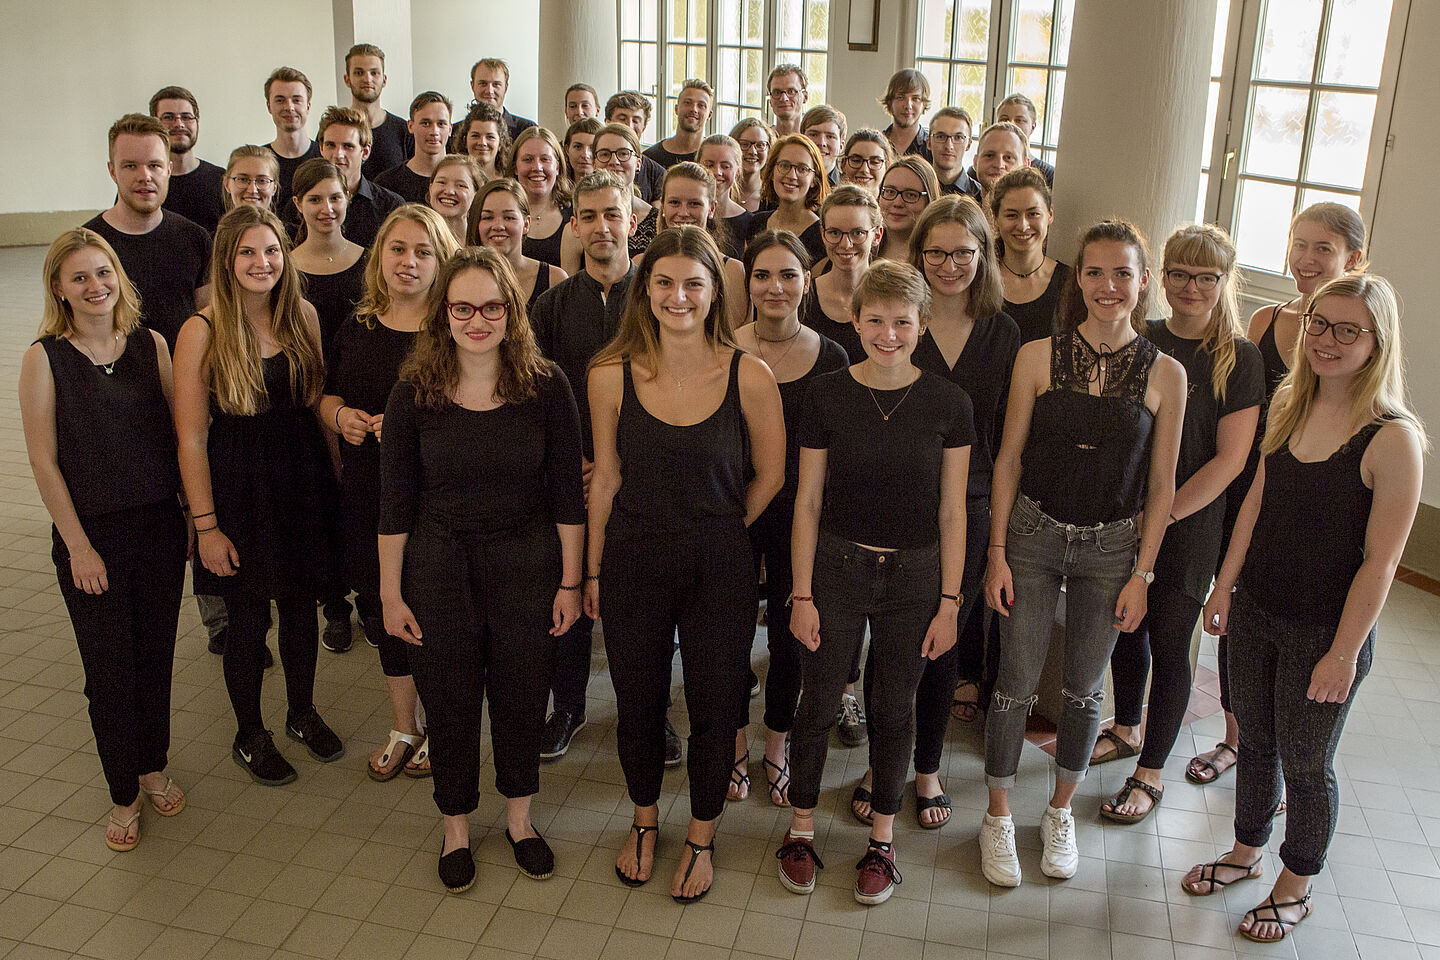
[224,593,319,738]
[1109,580,1204,770]
[749,498,802,733]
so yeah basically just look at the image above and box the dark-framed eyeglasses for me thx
[823,226,872,245]
[447,300,508,322]
[842,154,887,170]
[922,247,977,267]
[595,148,636,163]
[774,159,815,177]
[737,138,770,154]
[930,132,970,147]
[879,185,929,204]
[1302,312,1372,345]
[1164,268,1224,291]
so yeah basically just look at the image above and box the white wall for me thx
[410,0,541,125]
[824,0,909,131]
[0,0,338,216]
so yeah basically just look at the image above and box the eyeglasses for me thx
[447,300,508,321]
[879,185,929,204]
[229,175,276,188]
[737,139,770,154]
[158,113,197,124]
[594,148,635,163]
[1164,268,1224,291]
[823,227,872,245]
[769,87,803,101]
[922,247,977,267]
[930,132,970,146]
[842,155,887,170]
[1303,312,1372,345]
[774,160,815,177]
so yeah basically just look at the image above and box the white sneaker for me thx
[979,813,1021,887]
[1040,805,1079,879]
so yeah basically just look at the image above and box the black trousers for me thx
[749,498,802,733]
[602,517,754,822]
[54,502,186,805]
[224,593,318,738]
[405,516,560,815]
[549,613,595,717]
[1109,580,1204,770]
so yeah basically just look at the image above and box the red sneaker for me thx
[854,839,903,905]
[776,831,824,894]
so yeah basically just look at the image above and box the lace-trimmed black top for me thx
[1019,330,1158,525]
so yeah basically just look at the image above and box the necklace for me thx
[1003,257,1045,280]
[858,362,916,422]
[75,332,121,374]
[753,323,802,371]
[664,359,718,389]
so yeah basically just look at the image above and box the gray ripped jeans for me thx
[984,493,1137,789]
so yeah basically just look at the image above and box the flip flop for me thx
[671,839,715,904]
[1100,776,1163,824]
[1090,728,1139,765]
[369,729,422,783]
[143,777,186,817]
[1185,742,1238,784]
[615,823,657,888]
[404,735,432,778]
[105,809,141,852]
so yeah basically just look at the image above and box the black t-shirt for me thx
[1146,319,1265,601]
[773,337,849,506]
[363,111,414,183]
[800,368,974,549]
[642,141,695,170]
[912,311,1021,500]
[269,141,323,215]
[373,162,431,204]
[82,211,210,349]
[163,159,225,233]
[1005,261,1070,344]
[636,155,665,203]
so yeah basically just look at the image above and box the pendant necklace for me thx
[76,333,121,375]
[859,361,916,422]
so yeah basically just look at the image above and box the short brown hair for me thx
[767,64,807,92]
[108,113,169,160]
[318,105,372,148]
[996,93,1038,123]
[801,104,847,139]
[678,78,715,101]
[852,259,932,324]
[605,91,652,124]
[409,91,453,119]
[346,43,385,71]
[932,105,973,128]
[566,82,598,103]
[265,66,313,101]
[149,86,198,119]
[471,58,510,83]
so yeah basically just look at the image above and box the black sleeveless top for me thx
[40,332,179,517]
[527,264,552,312]
[607,351,748,539]
[522,204,572,268]
[1004,261,1070,344]
[1257,303,1290,400]
[1241,422,1382,626]
[1021,330,1158,525]
[301,255,369,355]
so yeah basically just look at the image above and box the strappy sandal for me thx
[105,809,140,852]
[1182,855,1263,896]
[1090,728,1139,765]
[143,777,186,816]
[850,784,874,827]
[404,735,432,778]
[615,823,657,887]
[1185,742,1237,784]
[369,730,422,783]
[1100,776,1163,825]
[915,791,952,829]
[672,838,714,904]
[727,752,750,802]
[950,680,981,723]
[1240,892,1312,943]
[762,756,791,807]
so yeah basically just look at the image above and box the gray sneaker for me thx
[836,693,868,747]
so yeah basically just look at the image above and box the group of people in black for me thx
[18,45,1426,944]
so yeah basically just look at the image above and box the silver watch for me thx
[1132,568,1155,584]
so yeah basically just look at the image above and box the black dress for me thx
[300,254,369,359]
[744,209,826,265]
[1004,261,1071,344]
[192,349,337,602]
[523,205,572,268]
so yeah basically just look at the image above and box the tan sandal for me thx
[105,809,140,852]
[143,777,185,817]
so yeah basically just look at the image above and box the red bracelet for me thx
[788,595,813,605]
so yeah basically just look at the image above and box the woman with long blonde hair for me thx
[1186,274,1424,943]
[173,203,341,788]
[20,229,189,851]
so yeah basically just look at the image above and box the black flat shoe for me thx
[439,842,475,893]
[506,828,555,880]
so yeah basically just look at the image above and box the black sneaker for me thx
[539,711,586,760]
[362,615,384,649]
[439,841,475,893]
[233,729,297,786]
[285,708,345,762]
[321,617,353,653]
[207,627,227,656]
[664,718,683,767]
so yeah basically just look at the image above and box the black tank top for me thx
[1257,304,1290,401]
[522,204,571,268]
[40,332,179,517]
[1020,330,1158,525]
[608,350,749,539]
[1241,422,1382,625]
[301,255,368,351]
[527,264,552,312]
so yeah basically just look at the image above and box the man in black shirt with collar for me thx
[470,58,535,141]
[997,93,1056,187]
[290,106,403,249]
[531,171,636,760]
[265,67,323,214]
[930,106,983,201]
[642,79,713,169]
[150,86,224,233]
[344,43,413,182]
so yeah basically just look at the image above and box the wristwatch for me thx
[1132,568,1155,584]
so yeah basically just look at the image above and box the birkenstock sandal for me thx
[369,730,422,782]
[1100,776,1163,824]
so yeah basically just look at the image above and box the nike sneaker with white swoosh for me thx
[233,729,298,786]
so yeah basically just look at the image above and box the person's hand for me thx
[198,529,240,577]
[790,599,821,652]
[1308,653,1358,703]
[1114,575,1148,632]
[70,544,108,594]
[583,578,600,620]
[552,588,581,636]
[1202,587,1232,636]
[985,556,1013,616]
[382,596,423,646]
[370,412,384,443]
[336,405,372,446]
[920,605,959,660]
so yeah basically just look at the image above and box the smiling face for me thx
[465,121,502,169]
[476,190,528,255]
[226,156,277,209]
[821,204,881,271]
[155,97,198,156]
[233,225,284,296]
[697,143,739,193]
[771,143,816,205]
[471,65,508,108]
[974,130,1025,189]
[1303,293,1376,378]
[594,132,639,185]
[1288,219,1362,296]
[920,221,980,299]
[768,71,807,122]
[297,177,347,235]
[109,132,170,215]
[380,218,440,300]
[879,166,928,234]
[54,247,121,324]
[854,296,922,367]
[674,88,712,134]
[748,244,808,323]
[661,178,712,229]
[1163,261,1224,325]
[648,254,715,335]
[802,122,843,167]
[267,80,309,133]
[735,127,770,176]
[995,186,1051,256]
[428,166,476,223]
[566,131,595,177]
[409,101,451,158]
[1078,239,1148,325]
[447,267,508,356]
[345,55,386,104]
[514,137,558,200]
[840,140,887,192]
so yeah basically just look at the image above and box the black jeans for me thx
[1109,580,1204,770]
[224,593,319,738]
[548,613,595,717]
[403,515,560,815]
[791,531,938,816]
[602,517,754,822]
[750,497,802,733]
[1228,587,1372,877]
[54,502,186,805]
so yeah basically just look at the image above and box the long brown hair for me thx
[400,246,552,409]
[40,228,143,339]
[353,204,460,325]
[205,205,322,415]
[466,177,530,248]
[760,134,828,210]
[1058,219,1152,335]
[590,226,736,378]
[909,194,1004,319]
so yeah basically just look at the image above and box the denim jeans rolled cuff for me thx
[984,493,1137,791]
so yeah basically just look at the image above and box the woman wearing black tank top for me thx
[980,220,1185,888]
[991,166,1069,344]
[508,127,572,269]
[1185,275,1424,944]
[21,229,189,852]
[586,226,784,904]
[468,178,567,312]
[648,163,747,330]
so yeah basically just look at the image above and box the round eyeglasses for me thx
[1303,312,1372,345]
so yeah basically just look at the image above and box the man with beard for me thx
[150,86,224,232]
[642,80,714,169]
[880,68,932,162]
[265,67,322,214]
[344,43,413,181]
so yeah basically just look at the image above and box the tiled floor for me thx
[2,242,1439,959]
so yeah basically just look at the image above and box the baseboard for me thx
[0,211,102,247]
